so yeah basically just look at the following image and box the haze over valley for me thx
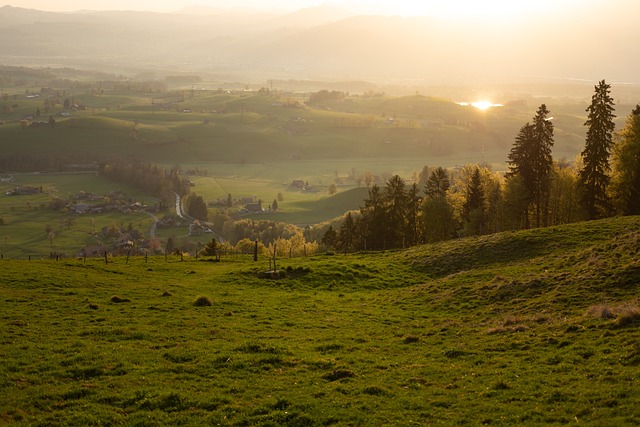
[1,1,640,86]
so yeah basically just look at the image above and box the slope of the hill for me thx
[0,217,638,425]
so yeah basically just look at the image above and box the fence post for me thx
[253,240,258,262]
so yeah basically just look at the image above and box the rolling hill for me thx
[0,216,638,425]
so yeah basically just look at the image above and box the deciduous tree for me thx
[611,105,640,215]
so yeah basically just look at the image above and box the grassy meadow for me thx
[1,216,639,425]
[0,173,159,259]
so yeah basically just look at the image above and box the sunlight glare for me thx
[456,101,503,110]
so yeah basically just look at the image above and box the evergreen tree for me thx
[579,79,616,219]
[531,104,555,227]
[611,105,640,215]
[507,104,554,228]
[425,167,450,198]
[226,193,233,208]
[337,212,356,254]
[321,225,338,250]
[462,166,485,235]
[272,199,278,211]
[200,237,218,257]
[184,193,208,221]
[383,175,408,248]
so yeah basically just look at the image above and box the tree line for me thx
[98,161,190,205]
[322,80,640,252]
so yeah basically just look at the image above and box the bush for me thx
[110,295,130,303]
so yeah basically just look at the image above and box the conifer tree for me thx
[579,79,615,219]
[531,104,554,227]
[337,212,356,254]
[507,105,554,228]
[425,167,450,198]
[462,166,485,235]
[321,225,337,250]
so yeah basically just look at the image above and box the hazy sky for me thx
[1,0,599,18]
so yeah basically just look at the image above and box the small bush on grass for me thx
[110,295,130,303]
[193,295,213,307]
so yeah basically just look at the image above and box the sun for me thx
[456,101,503,110]
[471,101,494,111]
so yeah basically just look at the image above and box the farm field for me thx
[0,173,159,259]
[1,216,639,425]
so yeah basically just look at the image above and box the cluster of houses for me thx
[5,185,42,196]
[289,179,316,192]
[64,191,147,215]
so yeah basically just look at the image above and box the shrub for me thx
[193,295,213,307]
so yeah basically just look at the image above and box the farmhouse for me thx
[6,186,41,196]
[243,203,263,213]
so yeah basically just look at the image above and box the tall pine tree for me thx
[462,166,485,236]
[507,105,554,228]
[531,104,554,227]
[579,79,616,219]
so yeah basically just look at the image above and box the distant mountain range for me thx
[0,4,638,85]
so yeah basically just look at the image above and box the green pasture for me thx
[1,216,639,425]
[0,173,159,259]
[1,90,592,168]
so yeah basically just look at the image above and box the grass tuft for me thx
[110,295,130,303]
[322,369,355,382]
[162,290,172,297]
[616,305,640,327]
[587,302,640,326]
[403,335,420,344]
[193,295,213,306]
[588,304,616,319]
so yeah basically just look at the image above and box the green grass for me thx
[1,216,639,425]
[1,90,587,168]
[0,173,158,259]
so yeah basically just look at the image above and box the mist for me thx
[1,2,638,87]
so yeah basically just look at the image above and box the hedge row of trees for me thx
[98,161,190,204]
[322,80,640,252]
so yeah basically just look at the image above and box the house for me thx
[7,186,41,196]
[244,203,263,213]
[71,203,91,214]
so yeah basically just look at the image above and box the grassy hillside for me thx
[0,90,587,169]
[1,216,639,425]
